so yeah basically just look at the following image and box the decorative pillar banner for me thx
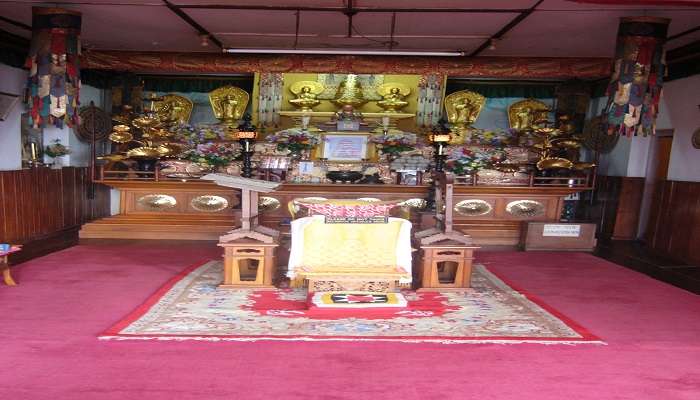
[604,16,669,137]
[25,7,82,128]
[416,73,444,128]
[257,72,283,129]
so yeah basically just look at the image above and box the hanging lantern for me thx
[605,16,669,137]
[25,7,82,128]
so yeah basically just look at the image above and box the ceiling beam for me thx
[468,0,545,57]
[0,15,32,31]
[162,0,222,49]
[667,25,700,41]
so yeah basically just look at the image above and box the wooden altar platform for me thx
[80,180,588,246]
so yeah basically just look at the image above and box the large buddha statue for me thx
[209,86,250,126]
[332,74,367,108]
[377,83,410,113]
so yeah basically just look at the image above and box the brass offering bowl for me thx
[126,146,161,159]
[155,142,184,158]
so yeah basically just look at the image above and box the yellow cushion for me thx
[300,219,403,269]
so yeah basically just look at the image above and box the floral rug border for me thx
[100,261,604,345]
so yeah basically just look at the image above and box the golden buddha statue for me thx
[209,86,250,126]
[154,94,193,124]
[332,74,367,108]
[289,81,324,112]
[377,82,410,113]
[444,90,486,144]
[508,99,550,132]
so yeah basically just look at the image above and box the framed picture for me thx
[0,91,20,121]
[319,132,376,162]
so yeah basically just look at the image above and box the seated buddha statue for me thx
[377,87,409,113]
[332,74,367,108]
[289,85,320,112]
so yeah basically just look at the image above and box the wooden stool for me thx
[1,245,22,286]
[418,241,479,291]
[219,239,278,289]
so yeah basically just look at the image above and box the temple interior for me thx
[0,1,699,399]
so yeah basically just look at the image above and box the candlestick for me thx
[30,142,37,160]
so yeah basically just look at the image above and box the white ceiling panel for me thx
[395,12,517,36]
[187,9,297,34]
[488,8,700,57]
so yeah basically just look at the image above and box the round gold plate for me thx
[506,200,545,218]
[259,196,281,212]
[137,194,177,211]
[454,199,492,216]
[191,195,229,212]
[399,198,427,210]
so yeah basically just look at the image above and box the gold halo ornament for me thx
[506,200,545,218]
[454,199,493,216]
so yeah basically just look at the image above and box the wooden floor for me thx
[595,240,700,294]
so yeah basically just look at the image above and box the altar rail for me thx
[98,165,595,189]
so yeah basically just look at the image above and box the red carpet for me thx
[1,242,699,399]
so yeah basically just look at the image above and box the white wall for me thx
[0,62,105,170]
[661,74,700,182]
[0,64,26,170]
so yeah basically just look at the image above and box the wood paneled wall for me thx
[0,167,110,263]
[646,180,700,266]
[587,175,645,240]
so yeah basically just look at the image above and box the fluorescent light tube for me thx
[223,48,465,56]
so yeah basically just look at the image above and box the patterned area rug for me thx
[101,261,603,344]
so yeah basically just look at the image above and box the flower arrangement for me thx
[370,132,417,156]
[266,128,320,154]
[446,146,507,175]
[44,139,71,158]
[184,143,239,168]
[463,128,518,147]
[170,123,228,146]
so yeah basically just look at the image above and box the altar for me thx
[80,71,595,247]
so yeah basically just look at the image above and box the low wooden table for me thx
[1,245,22,286]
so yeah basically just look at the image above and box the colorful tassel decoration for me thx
[25,7,82,128]
[604,16,669,137]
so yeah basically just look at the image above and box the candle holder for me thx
[428,129,452,173]
[236,115,258,178]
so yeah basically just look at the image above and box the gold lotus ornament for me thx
[97,154,126,162]
[132,115,160,130]
[191,195,229,212]
[289,81,324,112]
[506,200,545,218]
[573,162,596,171]
[109,125,133,143]
[137,194,177,211]
[126,146,161,159]
[536,157,573,170]
[551,138,582,149]
[454,199,493,216]
[155,142,184,158]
